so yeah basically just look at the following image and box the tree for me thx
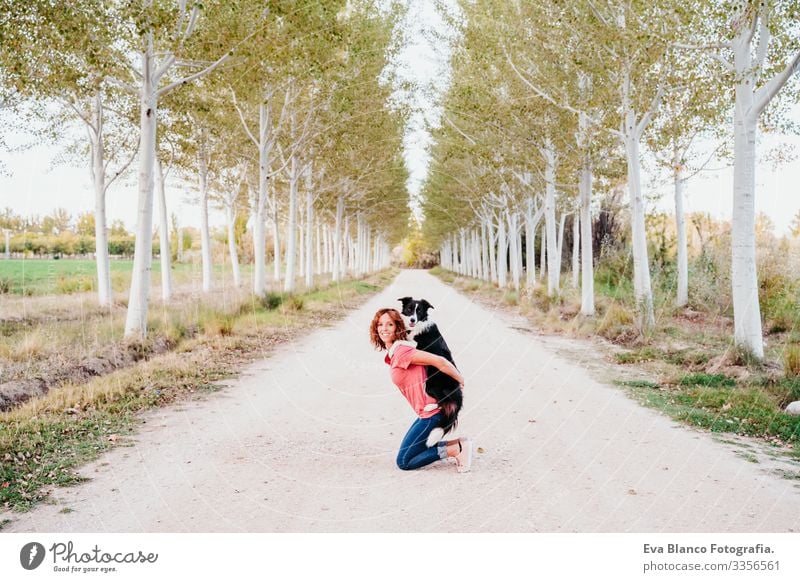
[707,0,800,358]
[76,211,95,237]
[114,1,264,337]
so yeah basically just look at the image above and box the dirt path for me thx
[4,269,800,532]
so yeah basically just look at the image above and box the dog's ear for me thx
[420,299,434,310]
[397,296,412,305]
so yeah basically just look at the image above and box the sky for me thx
[0,1,799,235]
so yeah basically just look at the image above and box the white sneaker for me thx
[455,437,474,473]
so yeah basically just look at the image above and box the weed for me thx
[282,295,304,312]
[615,347,662,364]
[503,291,519,306]
[678,373,736,387]
[163,320,190,345]
[726,344,765,368]
[735,451,759,463]
[618,379,661,389]
[199,311,235,337]
[665,349,710,367]
[596,301,635,341]
[55,275,94,294]
[0,329,47,361]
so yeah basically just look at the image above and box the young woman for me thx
[369,308,474,472]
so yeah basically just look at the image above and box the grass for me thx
[678,373,736,387]
[0,269,397,512]
[0,258,252,296]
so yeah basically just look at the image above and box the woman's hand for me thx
[409,350,464,386]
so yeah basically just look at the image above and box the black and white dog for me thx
[398,297,463,442]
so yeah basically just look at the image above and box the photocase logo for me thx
[20,542,46,570]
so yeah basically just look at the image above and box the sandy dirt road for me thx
[4,269,800,532]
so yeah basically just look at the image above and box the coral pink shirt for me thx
[384,341,440,419]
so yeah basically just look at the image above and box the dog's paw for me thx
[426,428,445,448]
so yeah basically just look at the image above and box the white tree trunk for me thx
[487,217,497,283]
[555,211,567,288]
[253,102,271,297]
[270,185,281,285]
[731,110,763,357]
[525,208,535,286]
[344,216,352,275]
[507,211,520,290]
[571,214,580,288]
[497,215,507,287]
[322,224,333,273]
[284,153,298,292]
[298,212,305,285]
[305,166,314,287]
[155,157,172,301]
[198,150,212,294]
[539,223,546,283]
[90,93,112,306]
[624,127,655,331]
[474,229,482,279]
[580,154,595,316]
[524,198,543,287]
[724,8,799,359]
[543,141,559,296]
[673,154,688,307]
[124,44,157,338]
[332,196,344,282]
[226,204,241,288]
[315,218,321,275]
[480,221,489,281]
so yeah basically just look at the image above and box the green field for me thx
[0,259,250,295]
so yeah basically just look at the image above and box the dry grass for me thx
[595,301,635,340]
[782,344,800,377]
[0,328,48,361]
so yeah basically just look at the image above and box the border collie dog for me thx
[398,297,463,441]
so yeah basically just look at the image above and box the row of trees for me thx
[0,207,133,237]
[423,0,800,360]
[2,0,410,337]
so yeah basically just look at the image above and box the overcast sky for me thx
[0,1,798,235]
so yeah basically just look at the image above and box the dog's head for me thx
[397,297,434,334]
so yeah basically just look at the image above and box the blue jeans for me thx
[396,413,448,470]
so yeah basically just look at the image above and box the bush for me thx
[259,292,284,310]
[0,277,11,294]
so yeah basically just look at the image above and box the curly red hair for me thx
[369,308,407,351]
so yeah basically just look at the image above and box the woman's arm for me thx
[409,349,465,388]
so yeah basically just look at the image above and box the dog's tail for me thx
[438,393,462,436]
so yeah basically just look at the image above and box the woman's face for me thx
[377,312,397,346]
